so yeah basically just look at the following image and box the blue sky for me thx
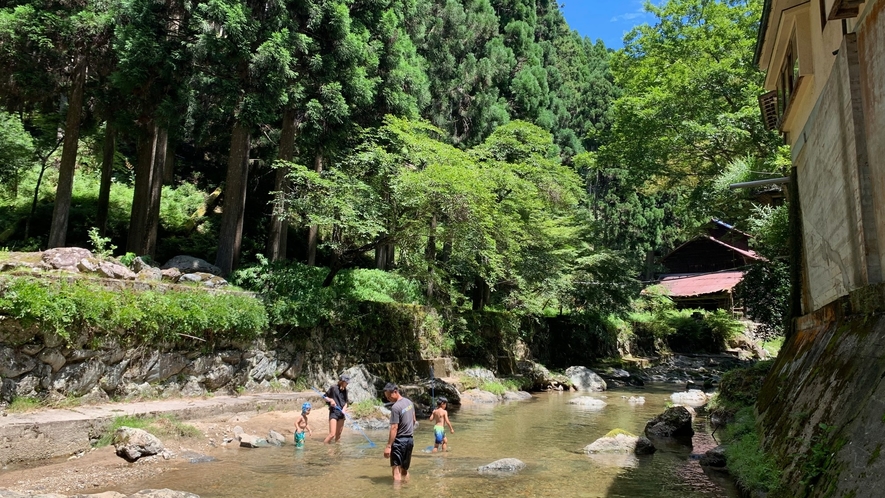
[561,0,662,49]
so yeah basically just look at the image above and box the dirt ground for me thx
[0,406,335,496]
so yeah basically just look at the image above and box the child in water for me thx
[428,397,454,452]
[295,402,312,447]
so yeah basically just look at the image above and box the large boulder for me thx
[42,247,92,270]
[340,365,383,404]
[462,367,496,382]
[670,389,709,408]
[161,255,223,276]
[478,458,526,474]
[584,432,640,454]
[419,377,461,405]
[460,389,500,404]
[113,427,164,462]
[644,406,695,439]
[566,366,607,392]
[516,360,570,390]
[0,346,38,378]
[699,445,728,468]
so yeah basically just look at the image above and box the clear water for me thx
[111,385,738,498]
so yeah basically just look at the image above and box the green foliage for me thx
[737,260,790,339]
[87,227,116,259]
[0,112,35,195]
[629,289,744,352]
[799,423,842,490]
[748,204,790,259]
[723,407,783,494]
[231,257,423,330]
[0,276,267,344]
[716,360,774,411]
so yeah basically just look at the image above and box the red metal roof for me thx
[655,271,746,297]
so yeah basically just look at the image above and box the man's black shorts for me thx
[390,436,414,470]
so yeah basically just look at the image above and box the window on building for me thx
[776,35,800,122]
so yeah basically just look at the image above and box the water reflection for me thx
[106,385,738,498]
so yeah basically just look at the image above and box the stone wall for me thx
[757,284,885,496]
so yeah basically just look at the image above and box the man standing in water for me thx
[323,375,350,444]
[383,382,415,482]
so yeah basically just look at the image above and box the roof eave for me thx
[754,0,774,67]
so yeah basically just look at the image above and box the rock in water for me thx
[478,458,526,474]
[644,406,694,439]
[113,427,164,462]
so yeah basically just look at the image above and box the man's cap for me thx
[437,397,447,406]
[383,382,398,392]
[302,402,311,411]
[339,375,351,383]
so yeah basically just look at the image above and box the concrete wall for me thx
[858,1,885,281]
[793,34,870,311]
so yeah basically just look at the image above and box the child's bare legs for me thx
[442,436,448,452]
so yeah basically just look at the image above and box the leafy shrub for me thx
[716,360,774,410]
[231,258,423,329]
[348,399,383,418]
[0,276,267,344]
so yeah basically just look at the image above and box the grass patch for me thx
[723,407,783,494]
[348,399,382,419]
[94,414,201,447]
[763,336,785,357]
[5,396,42,413]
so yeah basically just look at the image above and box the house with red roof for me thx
[652,219,764,311]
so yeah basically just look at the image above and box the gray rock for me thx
[100,360,129,393]
[127,490,201,498]
[462,367,496,381]
[77,257,101,273]
[136,267,163,282]
[203,364,234,390]
[246,351,278,382]
[161,255,223,276]
[52,359,106,396]
[699,445,727,467]
[0,346,38,377]
[419,377,461,405]
[7,375,41,398]
[97,261,137,280]
[644,406,695,439]
[565,366,607,392]
[671,389,709,408]
[38,347,66,372]
[634,437,657,455]
[478,458,526,474]
[460,389,500,404]
[161,268,182,282]
[568,396,607,409]
[584,433,639,454]
[180,451,216,464]
[502,390,532,401]
[180,379,206,397]
[113,427,164,462]
[238,434,269,448]
[127,352,189,384]
[267,430,286,446]
[131,256,157,273]
[337,365,383,404]
[42,247,93,270]
[80,385,111,404]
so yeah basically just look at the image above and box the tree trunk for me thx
[215,122,251,275]
[267,109,296,262]
[307,151,323,266]
[127,122,165,257]
[96,124,116,235]
[472,277,490,311]
[163,137,175,185]
[375,243,387,270]
[426,215,437,299]
[47,58,87,248]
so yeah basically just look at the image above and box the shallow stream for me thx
[112,385,738,497]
